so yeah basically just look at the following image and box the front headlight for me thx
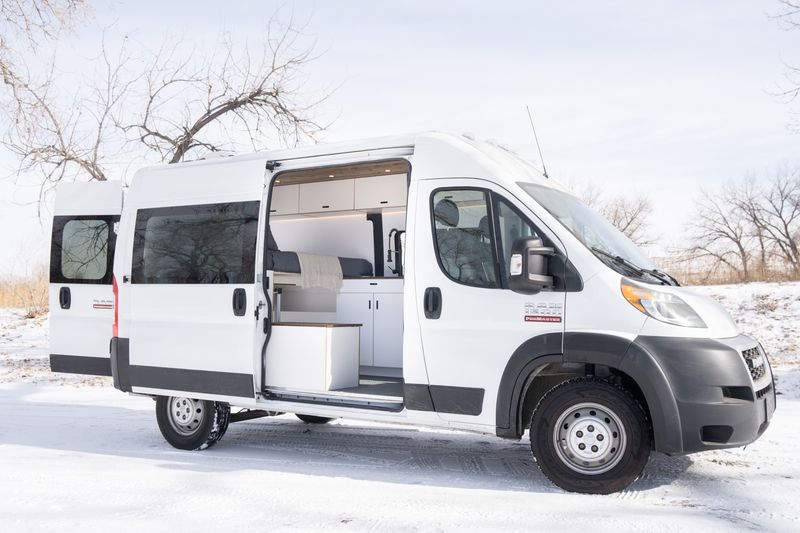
[620,278,706,328]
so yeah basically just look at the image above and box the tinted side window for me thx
[431,189,499,288]
[50,216,117,285]
[494,198,541,286]
[132,201,260,284]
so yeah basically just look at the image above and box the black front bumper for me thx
[629,334,776,455]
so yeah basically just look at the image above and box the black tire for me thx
[296,414,333,424]
[156,396,231,450]
[530,378,651,494]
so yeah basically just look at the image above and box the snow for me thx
[1,283,800,531]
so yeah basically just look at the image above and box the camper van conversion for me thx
[49,132,775,494]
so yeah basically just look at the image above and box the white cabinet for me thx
[336,280,403,369]
[270,184,299,215]
[354,174,407,210]
[265,324,360,391]
[299,179,354,213]
[373,292,403,367]
[336,292,374,366]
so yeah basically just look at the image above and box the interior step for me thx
[360,365,402,378]
[337,377,403,397]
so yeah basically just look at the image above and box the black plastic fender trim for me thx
[495,332,564,437]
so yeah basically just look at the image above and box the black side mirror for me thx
[509,236,555,294]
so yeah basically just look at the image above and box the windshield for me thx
[518,182,657,275]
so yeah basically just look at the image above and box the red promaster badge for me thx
[525,315,562,323]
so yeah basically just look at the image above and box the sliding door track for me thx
[264,387,404,412]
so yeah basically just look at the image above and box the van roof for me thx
[131,131,554,191]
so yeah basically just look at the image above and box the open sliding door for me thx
[114,158,268,401]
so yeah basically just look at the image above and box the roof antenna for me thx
[526,105,549,179]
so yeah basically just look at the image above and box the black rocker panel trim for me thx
[110,337,254,398]
[50,354,112,376]
[404,383,484,415]
[429,385,484,415]
[403,383,435,411]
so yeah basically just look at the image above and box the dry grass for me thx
[0,266,48,318]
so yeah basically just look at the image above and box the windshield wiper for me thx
[590,247,675,286]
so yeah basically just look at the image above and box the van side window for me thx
[494,197,541,286]
[50,216,116,284]
[132,201,260,284]
[431,189,499,288]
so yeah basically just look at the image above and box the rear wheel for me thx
[530,378,651,494]
[156,396,231,450]
[295,414,333,424]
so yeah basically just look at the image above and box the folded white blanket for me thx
[296,252,343,292]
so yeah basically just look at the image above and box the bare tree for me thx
[687,187,752,281]
[128,21,328,164]
[2,14,329,202]
[754,166,800,274]
[685,165,800,282]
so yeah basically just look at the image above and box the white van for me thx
[49,132,776,494]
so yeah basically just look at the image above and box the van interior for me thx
[264,160,410,409]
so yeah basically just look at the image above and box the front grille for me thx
[742,346,767,382]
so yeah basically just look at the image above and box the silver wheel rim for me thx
[167,397,205,436]
[552,401,627,475]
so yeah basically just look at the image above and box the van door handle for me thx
[232,288,247,317]
[423,287,441,319]
[59,287,71,310]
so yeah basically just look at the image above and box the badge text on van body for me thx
[524,302,563,323]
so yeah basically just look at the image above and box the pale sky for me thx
[1,0,798,275]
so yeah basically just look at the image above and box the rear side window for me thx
[132,201,260,284]
[50,216,117,284]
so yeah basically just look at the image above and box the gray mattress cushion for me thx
[269,250,373,277]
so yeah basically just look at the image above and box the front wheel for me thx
[156,396,231,450]
[530,378,651,494]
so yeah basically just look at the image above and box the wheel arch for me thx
[496,332,683,454]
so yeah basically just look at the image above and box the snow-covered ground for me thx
[1,283,799,532]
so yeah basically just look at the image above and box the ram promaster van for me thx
[49,132,775,494]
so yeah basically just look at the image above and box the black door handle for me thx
[423,287,441,319]
[232,288,247,316]
[59,287,71,310]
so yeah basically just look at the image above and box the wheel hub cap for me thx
[553,402,627,475]
[168,397,205,435]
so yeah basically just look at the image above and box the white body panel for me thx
[116,156,267,399]
[53,181,124,217]
[49,181,123,368]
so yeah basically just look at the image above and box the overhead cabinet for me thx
[273,175,407,216]
[299,179,355,213]
[354,174,407,210]
[270,184,299,215]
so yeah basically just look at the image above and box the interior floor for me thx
[337,376,403,398]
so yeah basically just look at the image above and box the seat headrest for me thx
[478,215,490,237]
[434,198,459,227]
